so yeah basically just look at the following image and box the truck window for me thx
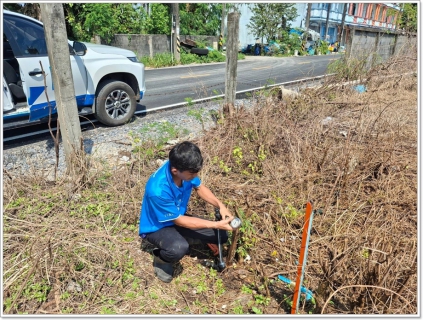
[3,14,47,57]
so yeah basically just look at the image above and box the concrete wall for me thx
[394,34,416,56]
[346,26,417,67]
[110,34,219,58]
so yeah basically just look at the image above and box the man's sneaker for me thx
[206,243,219,256]
[152,249,174,283]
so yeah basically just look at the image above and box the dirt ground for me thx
[2,54,418,315]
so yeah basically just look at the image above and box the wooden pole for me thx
[223,11,239,117]
[291,202,314,314]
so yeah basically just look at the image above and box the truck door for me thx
[3,12,88,122]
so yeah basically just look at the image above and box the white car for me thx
[3,10,146,128]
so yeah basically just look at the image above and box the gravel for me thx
[2,99,252,180]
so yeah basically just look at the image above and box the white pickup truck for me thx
[3,10,146,128]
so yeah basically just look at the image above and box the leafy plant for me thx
[100,306,116,314]
[186,102,209,131]
[231,302,244,314]
[241,284,254,294]
[254,294,271,306]
[327,56,368,81]
[212,156,231,174]
[232,146,243,165]
[23,279,51,303]
[235,208,257,258]
[283,204,302,222]
[251,306,263,314]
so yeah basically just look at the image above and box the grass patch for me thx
[140,50,245,68]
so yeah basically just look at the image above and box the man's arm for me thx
[194,184,234,221]
[174,215,233,231]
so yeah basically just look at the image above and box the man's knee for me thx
[220,232,229,243]
[161,238,189,263]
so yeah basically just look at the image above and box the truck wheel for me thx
[191,48,209,56]
[95,81,136,126]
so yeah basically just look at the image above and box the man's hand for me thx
[215,218,234,231]
[195,185,235,220]
[218,206,234,222]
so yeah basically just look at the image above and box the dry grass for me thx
[2,53,417,315]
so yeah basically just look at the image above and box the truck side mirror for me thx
[73,41,87,56]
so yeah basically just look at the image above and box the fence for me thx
[345,26,417,67]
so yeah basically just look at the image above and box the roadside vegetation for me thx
[139,50,245,69]
[2,48,417,315]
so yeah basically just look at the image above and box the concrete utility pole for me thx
[305,3,312,30]
[172,3,180,63]
[338,3,348,45]
[325,4,331,41]
[40,3,84,176]
[223,11,240,117]
[221,3,226,37]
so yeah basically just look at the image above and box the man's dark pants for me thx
[145,225,228,263]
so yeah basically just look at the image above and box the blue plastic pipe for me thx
[278,274,313,301]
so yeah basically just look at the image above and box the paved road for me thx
[3,54,341,143]
[139,54,341,110]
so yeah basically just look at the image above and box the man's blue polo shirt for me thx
[139,160,201,234]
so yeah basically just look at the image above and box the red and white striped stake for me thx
[291,201,314,314]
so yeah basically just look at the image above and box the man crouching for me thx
[139,141,235,283]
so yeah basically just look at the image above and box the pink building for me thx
[307,3,402,44]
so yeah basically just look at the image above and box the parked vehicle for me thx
[3,10,146,128]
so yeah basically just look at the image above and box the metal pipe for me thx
[214,207,226,271]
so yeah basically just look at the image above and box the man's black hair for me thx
[169,141,203,173]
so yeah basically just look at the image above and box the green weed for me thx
[212,156,231,174]
[231,302,244,314]
[23,279,51,303]
[283,204,302,222]
[100,306,116,314]
[232,146,243,165]
[241,284,254,294]
[186,101,209,131]
[129,121,187,164]
[251,306,263,314]
[235,208,257,258]
[254,294,270,306]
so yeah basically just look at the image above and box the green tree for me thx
[180,3,222,35]
[64,3,149,42]
[4,2,249,41]
[112,4,148,34]
[143,3,171,34]
[3,3,41,20]
[247,3,298,42]
[399,3,417,33]
[83,4,117,43]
